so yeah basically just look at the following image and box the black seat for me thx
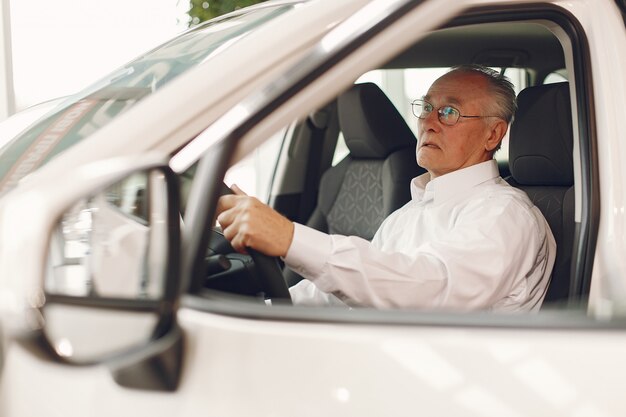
[508,82,575,304]
[285,82,424,286]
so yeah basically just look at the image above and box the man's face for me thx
[416,71,499,179]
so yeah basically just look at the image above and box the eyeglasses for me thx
[410,98,499,126]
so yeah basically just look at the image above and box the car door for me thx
[2,0,626,416]
[175,3,623,416]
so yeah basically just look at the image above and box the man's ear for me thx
[485,119,508,152]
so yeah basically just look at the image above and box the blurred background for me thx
[3,0,266,116]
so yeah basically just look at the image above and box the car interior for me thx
[200,12,594,312]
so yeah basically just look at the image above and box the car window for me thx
[195,10,593,314]
[0,4,294,198]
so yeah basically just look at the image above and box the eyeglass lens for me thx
[412,100,460,126]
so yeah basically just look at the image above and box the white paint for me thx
[0,0,14,120]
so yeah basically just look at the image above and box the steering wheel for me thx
[215,183,292,304]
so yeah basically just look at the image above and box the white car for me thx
[1,0,626,415]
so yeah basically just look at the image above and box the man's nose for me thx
[419,110,440,131]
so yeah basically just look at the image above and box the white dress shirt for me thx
[285,160,556,312]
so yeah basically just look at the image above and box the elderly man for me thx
[217,65,556,311]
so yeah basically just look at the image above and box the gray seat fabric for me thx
[507,82,575,304]
[284,82,424,286]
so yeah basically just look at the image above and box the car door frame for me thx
[180,0,600,311]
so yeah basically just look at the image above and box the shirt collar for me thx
[410,160,500,204]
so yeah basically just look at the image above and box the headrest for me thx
[338,82,416,158]
[509,82,574,186]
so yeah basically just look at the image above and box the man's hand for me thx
[216,185,295,257]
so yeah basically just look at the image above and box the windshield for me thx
[0,4,294,196]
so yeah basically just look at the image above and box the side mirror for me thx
[24,163,182,390]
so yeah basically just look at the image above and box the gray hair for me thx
[448,64,517,123]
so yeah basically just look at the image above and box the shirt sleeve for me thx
[288,279,349,307]
[285,223,449,308]
[284,198,552,311]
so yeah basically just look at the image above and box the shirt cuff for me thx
[283,223,332,279]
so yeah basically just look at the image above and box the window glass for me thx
[224,128,286,201]
[332,133,349,166]
[544,71,568,84]
[0,5,294,197]
[495,67,528,166]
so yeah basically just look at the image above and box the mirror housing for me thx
[0,154,182,390]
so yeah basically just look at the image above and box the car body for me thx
[1,0,626,415]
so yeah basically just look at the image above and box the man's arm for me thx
[284,223,450,308]
[284,199,553,311]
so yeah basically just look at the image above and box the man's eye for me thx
[440,106,458,117]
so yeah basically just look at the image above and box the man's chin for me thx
[416,156,433,171]
[417,148,439,165]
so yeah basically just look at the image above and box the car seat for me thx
[284,82,425,286]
